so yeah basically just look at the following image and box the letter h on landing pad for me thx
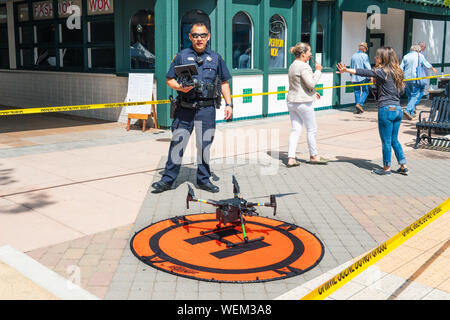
[186,175,277,248]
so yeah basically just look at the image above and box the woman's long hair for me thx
[374,47,405,91]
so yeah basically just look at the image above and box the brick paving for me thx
[106,152,448,300]
[27,224,133,299]
[0,102,448,300]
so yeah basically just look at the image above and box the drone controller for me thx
[174,64,203,93]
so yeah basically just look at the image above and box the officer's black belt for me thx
[180,99,215,109]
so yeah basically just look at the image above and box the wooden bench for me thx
[414,97,450,149]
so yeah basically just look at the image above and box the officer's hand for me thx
[178,85,194,93]
[224,106,233,120]
[175,82,194,93]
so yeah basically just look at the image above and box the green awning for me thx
[393,0,449,7]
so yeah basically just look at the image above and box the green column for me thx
[332,0,343,107]
[442,21,447,73]
[403,12,412,57]
[310,0,318,68]
[155,0,178,128]
[261,0,270,117]
[216,0,232,96]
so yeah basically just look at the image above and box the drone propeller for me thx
[246,194,277,216]
[186,184,221,209]
[232,175,240,197]
[248,192,298,200]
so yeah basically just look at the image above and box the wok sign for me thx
[32,0,113,20]
[87,0,114,15]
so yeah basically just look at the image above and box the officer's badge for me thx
[206,56,212,62]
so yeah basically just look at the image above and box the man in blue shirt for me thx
[400,44,437,120]
[152,22,233,194]
[350,42,372,114]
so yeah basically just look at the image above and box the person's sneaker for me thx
[395,167,409,176]
[403,111,413,120]
[197,181,220,193]
[355,104,364,114]
[371,168,391,175]
[151,180,173,193]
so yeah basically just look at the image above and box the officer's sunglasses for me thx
[191,33,209,39]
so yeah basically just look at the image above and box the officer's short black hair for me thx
[190,22,210,33]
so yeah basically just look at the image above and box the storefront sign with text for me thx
[33,1,54,20]
[58,0,83,18]
[87,0,114,15]
[269,38,284,57]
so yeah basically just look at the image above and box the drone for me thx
[186,175,277,248]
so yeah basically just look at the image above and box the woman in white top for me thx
[286,42,328,167]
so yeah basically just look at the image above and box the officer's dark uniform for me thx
[160,46,231,187]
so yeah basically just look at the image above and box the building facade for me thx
[0,0,449,128]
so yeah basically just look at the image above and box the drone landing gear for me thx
[200,222,265,248]
[226,236,265,248]
[200,224,234,235]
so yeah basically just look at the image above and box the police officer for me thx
[152,22,233,193]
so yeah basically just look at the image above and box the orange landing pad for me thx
[130,214,324,283]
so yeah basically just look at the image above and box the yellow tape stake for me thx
[300,198,450,300]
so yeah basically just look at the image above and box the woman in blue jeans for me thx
[337,47,408,175]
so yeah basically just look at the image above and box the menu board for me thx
[125,73,154,115]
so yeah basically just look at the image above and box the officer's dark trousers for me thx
[161,105,216,185]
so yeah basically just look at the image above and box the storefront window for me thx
[89,20,114,43]
[36,23,56,43]
[232,11,253,69]
[14,0,115,71]
[0,6,8,68]
[301,21,324,55]
[20,48,34,67]
[89,47,115,69]
[301,1,329,67]
[60,24,83,43]
[19,26,34,44]
[269,14,286,68]
[36,47,57,67]
[60,47,84,68]
[130,10,155,69]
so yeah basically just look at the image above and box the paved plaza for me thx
[0,102,449,300]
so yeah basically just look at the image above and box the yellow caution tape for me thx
[0,100,170,117]
[0,74,448,117]
[300,198,450,300]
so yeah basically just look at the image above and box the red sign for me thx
[87,0,114,15]
[33,1,54,20]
